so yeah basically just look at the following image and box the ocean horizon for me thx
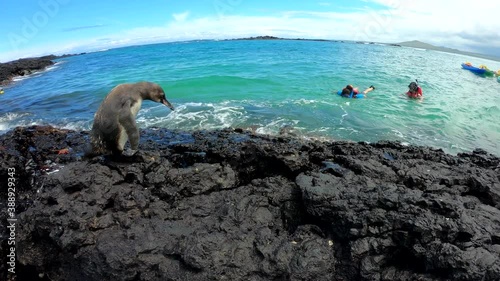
[1,39,499,155]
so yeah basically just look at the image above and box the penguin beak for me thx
[162,99,174,110]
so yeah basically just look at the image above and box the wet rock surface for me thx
[1,126,499,281]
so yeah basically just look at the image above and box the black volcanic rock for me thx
[0,54,82,85]
[0,126,499,281]
[0,58,54,85]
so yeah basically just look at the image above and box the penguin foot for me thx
[111,150,158,163]
[122,149,137,157]
[132,150,160,163]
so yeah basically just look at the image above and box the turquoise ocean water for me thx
[1,40,499,155]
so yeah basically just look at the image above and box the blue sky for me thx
[1,0,499,62]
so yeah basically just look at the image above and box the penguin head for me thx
[139,82,175,110]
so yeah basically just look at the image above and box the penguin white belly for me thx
[130,99,143,117]
[117,99,142,151]
[117,124,128,151]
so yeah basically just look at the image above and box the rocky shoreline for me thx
[0,54,81,86]
[1,126,499,281]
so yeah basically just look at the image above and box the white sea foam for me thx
[317,100,338,107]
[137,102,248,130]
[10,62,61,83]
[338,105,349,124]
[58,120,92,131]
[293,99,318,105]
[0,112,92,134]
[12,75,30,82]
[391,129,405,138]
[0,113,32,132]
[0,120,42,133]
[44,64,60,72]
[255,118,300,135]
[0,112,30,122]
[338,127,359,135]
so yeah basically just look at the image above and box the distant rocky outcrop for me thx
[1,125,499,281]
[232,36,330,42]
[0,54,82,85]
[396,40,500,62]
[236,35,281,40]
[0,57,54,85]
[398,40,459,52]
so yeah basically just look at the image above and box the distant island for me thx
[232,36,500,62]
[396,40,500,62]
[231,35,331,42]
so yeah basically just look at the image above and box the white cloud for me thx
[1,1,500,62]
[356,0,500,53]
[173,11,190,22]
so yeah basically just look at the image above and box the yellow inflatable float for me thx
[477,65,495,77]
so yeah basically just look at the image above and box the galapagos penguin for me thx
[91,81,174,155]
